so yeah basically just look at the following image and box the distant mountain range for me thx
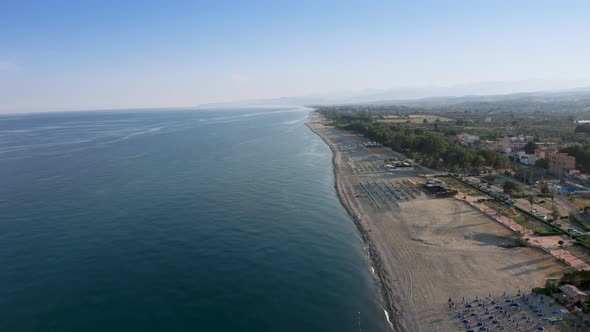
[197,80,590,109]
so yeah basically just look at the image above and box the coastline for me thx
[305,115,403,331]
[305,111,570,332]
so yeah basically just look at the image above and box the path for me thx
[456,191,590,271]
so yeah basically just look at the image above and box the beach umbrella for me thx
[462,319,470,324]
[537,327,544,331]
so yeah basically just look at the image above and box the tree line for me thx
[327,115,510,173]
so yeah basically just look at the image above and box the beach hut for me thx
[559,284,588,303]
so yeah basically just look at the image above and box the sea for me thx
[0,108,388,331]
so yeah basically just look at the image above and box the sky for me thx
[1,0,590,113]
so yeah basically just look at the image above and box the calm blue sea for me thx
[0,108,387,331]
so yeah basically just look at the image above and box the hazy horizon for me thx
[2,1,590,113]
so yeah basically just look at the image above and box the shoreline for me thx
[305,118,402,331]
[305,111,570,332]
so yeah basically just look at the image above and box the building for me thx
[559,284,587,303]
[548,152,576,177]
[511,140,527,151]
[496,137,512,152]
[535,148,556,160]
[516,152,536,166]
[537,142,558,150]
[496,135,535,152]
[456,133,480,144]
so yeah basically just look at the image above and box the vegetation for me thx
[524,141,537,154]
[535,158,549,169]
[533,281,559,295]
[320,112,510,172]
[569,212,590,231]
[551,203,561,222]
[482,200,556,235]
[559,270,590,289]
[376,114,452,124]
[568,244,590,264]
[527,196,535,211]
[503,180,522,194]
[483,174,496,183]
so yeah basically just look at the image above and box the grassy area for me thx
[571,194,590,209]
[377,114,453,124]
[567,244,590,264]
[483,200,556,235]
[437,176,478,195]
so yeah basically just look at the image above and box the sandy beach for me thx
[306,112,572,332]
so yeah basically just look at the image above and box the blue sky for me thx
[1,0,590,112]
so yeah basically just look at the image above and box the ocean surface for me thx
[0,108,387,331]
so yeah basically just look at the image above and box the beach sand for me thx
[307,113,571,332]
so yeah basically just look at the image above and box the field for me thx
[571,194,590,209]
[377,114,453,124]
[566,244,590,264]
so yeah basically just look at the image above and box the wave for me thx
[383,309,394,330]
[198,108,308,125]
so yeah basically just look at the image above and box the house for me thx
[559,284,588,303]
[548,153,576,178]
[497,135,535,152]
[537,142,558,150]
[456,133,480,143]
[517,151,536,165]
[535,148,556,160]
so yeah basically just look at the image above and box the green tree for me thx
[503,180,522,194]
[535,158,549,169]
[527,196,535,212]
[483,174,496,183]
[545,281,558,295]
[541,182,550,194]
[524,141,538,154]
[551,203,560,222]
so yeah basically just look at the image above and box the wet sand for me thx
[306,113,571,331]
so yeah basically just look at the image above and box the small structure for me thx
[559,284,588,303]
[364,142,383,148]
[516,151,536,165]
[423,181,457,198]
[384,159,414,172]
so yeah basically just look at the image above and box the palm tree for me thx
[528,196,535,212]
[551,203,560,223]
[558,240,565,259]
